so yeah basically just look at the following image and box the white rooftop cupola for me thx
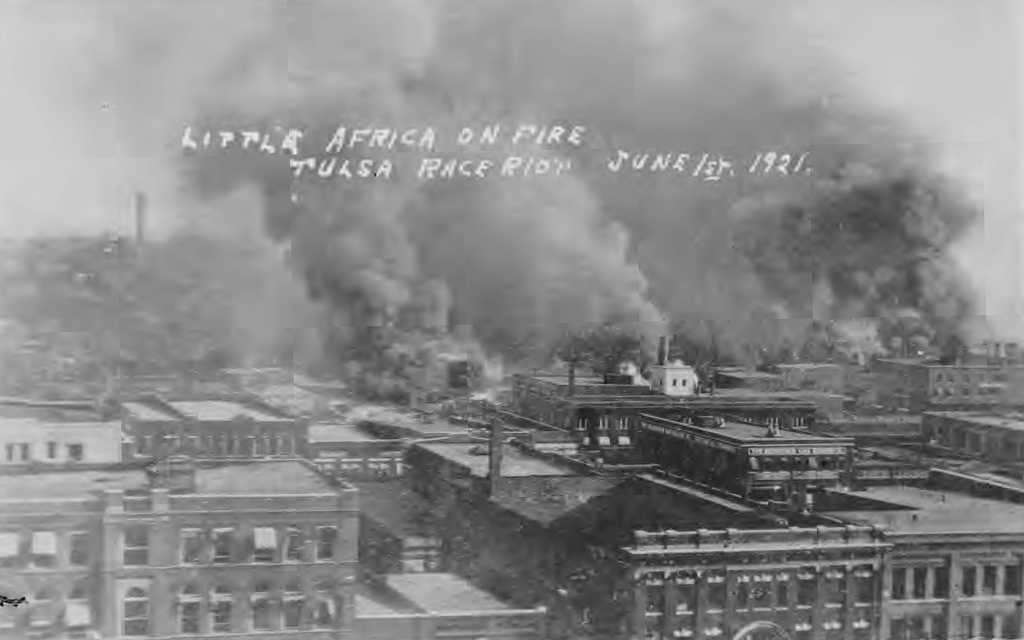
[650,336,699,397]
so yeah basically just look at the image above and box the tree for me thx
[552,324,649,376]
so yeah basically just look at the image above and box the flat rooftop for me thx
[416,442,573,477]
[355,574,532,618]
[383,574,518,614]
[169,400,286,423]
[640,414,837,445]
[826,486,1024,536]
[925,411,1024,435]
[0,460,336,501]
[122,399,292,423]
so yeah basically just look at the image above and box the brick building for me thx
[120,397,308,461]
[509,373,819,464]
[0,457,358,639]
[874,359,1024,412]
[627,526,888,640]
[922,411,1024,463]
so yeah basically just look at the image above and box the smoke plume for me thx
[173,0,985,371]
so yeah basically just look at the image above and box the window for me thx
[313,581,335,628]
[19,443,29,461]
[4,444,13,461]
[1005,564,1021,595]
[251,582,274,631]
[797,568,816,607]
[30,531,57,568]
[912,567,927,599]
[180,529,203,565]
[69,531,89,566]
[47,442,57,459]
[285,526,304,562]
[123,586,149,637]
[179,584,201,635]
[67,444,84,462]
[316,527,336,561]
[980,614,995,638]
[66,581,91,631]
[853,566,874,603]
[962,566,977,597]
[210,585,232,633]
[0,532,19,568]
[892,567,907,600]
[253,527,277,563]
[283,581,303,629]
[212,528,233,564]
[982,565,998,596]
[776,578,790,608]
[932,565,949,599]
[123,526,149,566]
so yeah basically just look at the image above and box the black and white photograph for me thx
[0,0,1021,638]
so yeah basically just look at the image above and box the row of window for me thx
[0,530,88,568]
[891,564,1022,601]
[123,582,337,637]
[644,566,874,614]
[0,582,93,633]
[890,612,1020,640]
[931,386,1000,397]
[130,524,341,567]
[3,442,85,463]
[134,433,297,457]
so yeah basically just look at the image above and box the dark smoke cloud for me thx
[180,0,982,368]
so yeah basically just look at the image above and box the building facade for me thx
[0,416,122,469]
[874,359,1024,412]
[922,411,1024,463]
[626,526,888,640]
[0,458,359,639]
[120,397,308,461]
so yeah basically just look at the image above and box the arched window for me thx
[123,586,149,637]
[179,583,201,635]
[251,582,274,631]
[283,581,304,629]
[210,585,232,633]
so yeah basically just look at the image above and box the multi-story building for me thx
[120,396,308,460]
[0,457,359,639]
[874,358,1024,412]
[0,417,122,469]
[922,410,1024,463]
[774,363,846,395]
[627,526,888,640]
[823,484,1024,640]
[634,413,855,512]
[509,373,819,459]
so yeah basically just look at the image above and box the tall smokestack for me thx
[488,412,504,495]
[134,192,147,245]
[657,336,668,366]
[567,362,576,397]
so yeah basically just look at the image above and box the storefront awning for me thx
[65,602,92,627]
[31,532,57,555]
[254,527,277,550]
[0,533,18,557]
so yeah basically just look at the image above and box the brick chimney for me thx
[657,336,669,366]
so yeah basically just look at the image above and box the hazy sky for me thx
[0,0,1020,322]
